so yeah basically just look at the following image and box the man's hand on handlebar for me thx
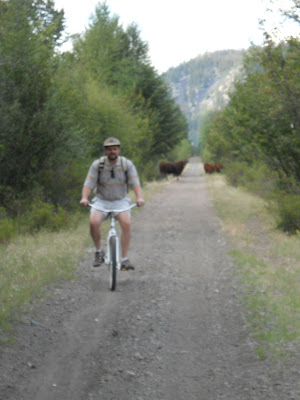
[80,198,89,207]
[136,198,145,207]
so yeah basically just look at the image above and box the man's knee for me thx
[90,211,105,227]
[118,214,131,231]
[122,221,131,232]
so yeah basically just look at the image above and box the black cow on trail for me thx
[159,160,188,180]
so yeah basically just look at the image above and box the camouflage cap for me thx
[103,137,121,147]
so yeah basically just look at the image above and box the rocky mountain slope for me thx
[163,49,246,146]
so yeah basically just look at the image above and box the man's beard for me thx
[108,154,118,161]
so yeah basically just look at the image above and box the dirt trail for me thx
[0,157,299,400]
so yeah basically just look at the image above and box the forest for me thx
[0,0,189,241]
[200,1,300,233]
[1,0,299,241]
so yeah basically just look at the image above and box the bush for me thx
[0,218,16,244]
[19,202,72,234]
[223,161,250,187]
[39,161,88,210]
[223,161,279,198]
[168,138,191,162]
[277,194,300,234]
[0,201,78,244]
[242,163,278,199]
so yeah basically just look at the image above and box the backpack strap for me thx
[120,156,128,186]
[97,156,106,185]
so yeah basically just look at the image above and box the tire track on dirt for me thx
[0,157,298,400]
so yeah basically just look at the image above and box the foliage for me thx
[169,139,191,161]
[201,34,300,234]
[38,160,90,209]
[21,202,72,233]
[0,0,188,240]
[0,218,16,244]
[199,0,300,235]
[205,38,300,179]
[72,5,188,164]
[0,0,67,190]
[276,193,300,233]
[0,201,77,243]
[198,111,217,155]
[224,161,279,198]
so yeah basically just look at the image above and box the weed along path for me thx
[0,157,299,400]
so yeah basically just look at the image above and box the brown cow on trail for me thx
[204,163,215,174]
[204,162,224,174]
[159,160,188,180]
[214,163,223,173]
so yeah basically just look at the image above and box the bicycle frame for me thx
[89,203,137,290]
[105,211,121,270]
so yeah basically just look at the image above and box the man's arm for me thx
[80,185,92,207]
[133,184,145,207]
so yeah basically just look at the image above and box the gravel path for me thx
[0,157,299,400]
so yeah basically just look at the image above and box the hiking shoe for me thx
[121,259,135,271]
[93,250,105,267]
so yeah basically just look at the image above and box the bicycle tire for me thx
[109,236,117,291]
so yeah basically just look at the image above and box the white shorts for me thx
[90,197,131,216]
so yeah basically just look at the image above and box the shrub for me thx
[242,163,278,199]
[223,161,279,198]
[224,161,250,187]
[0,218,16,244]
[277,194,300,234]
[168,138,191,162]
[39,161,88,210]
[19,202,72,234]
[49,206,74,232]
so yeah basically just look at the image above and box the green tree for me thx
[204,38,300,183]
[71,2,188,165]
[0,0,66,193]
[131,63,188,158]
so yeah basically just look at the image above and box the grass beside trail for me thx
[0,181,166,339]
[207,175,300,360]
[0,219,91,339]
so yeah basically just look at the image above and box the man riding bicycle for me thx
[80,137,145,270]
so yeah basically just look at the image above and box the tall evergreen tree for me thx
[0,0,65,191]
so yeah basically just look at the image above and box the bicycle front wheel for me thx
[109,236,117,291]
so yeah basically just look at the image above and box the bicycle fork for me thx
[105,216,121,270]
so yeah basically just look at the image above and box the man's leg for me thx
[90,210,107,267]
[117,211,131,259]
[90,209,106,249]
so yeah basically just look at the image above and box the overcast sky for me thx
[54,0,298,73]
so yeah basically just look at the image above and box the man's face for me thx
[105,145,120,161]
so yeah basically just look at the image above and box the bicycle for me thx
[89,203,137,291]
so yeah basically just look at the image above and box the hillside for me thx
[163,49,246,147]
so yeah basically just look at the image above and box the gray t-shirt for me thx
[84,156,140,201]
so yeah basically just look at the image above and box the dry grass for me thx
[0,219,90,334]
[206,174,300,359]
[0,180,165,335]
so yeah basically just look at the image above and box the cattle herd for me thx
[159,159,223,179]
[159,160,188,180]
[203,163,223,174]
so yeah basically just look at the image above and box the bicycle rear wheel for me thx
[109,236,117,291]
